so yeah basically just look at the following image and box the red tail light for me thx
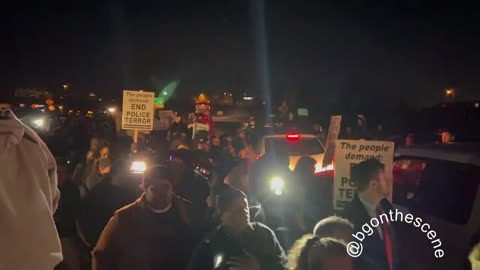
[286,132,300,141]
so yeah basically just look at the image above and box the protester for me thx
[92,164,196,270]
[98,145,112,176]
[188,186,287,270]
[78,160,138,248]
[224,160,266,225]
[54,161,82,270]
[340,159,399,270]
[170,149,210,226]
[404,133,415,148]
[313,216,354,241]
[294,156,334,233]
[353,115,370,140]
[287,236,352,270]
[210,136,222,162]
[0,104,63,270]
[314,216,381,270]
[290,217,353,268]
[313,123,326,145]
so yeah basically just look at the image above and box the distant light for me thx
[243,97,253,100]
[270,177,284,196]
[89,93,96,97]
[98,98,102,101]
[214,254,224,269]
[476,103,480,108]
[19,104,25,108]
[108,107,116,113]
[33,119,44,127]
[229,93,232,96]
[163,91,168,96]
[63,84,68,89]
[131,161,147,173]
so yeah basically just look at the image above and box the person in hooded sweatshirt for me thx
[0,96,62,270]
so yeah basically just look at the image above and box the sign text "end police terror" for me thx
[122,90,155,131]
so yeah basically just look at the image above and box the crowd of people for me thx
[2,102,479,270]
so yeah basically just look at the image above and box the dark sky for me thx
[2,0,480,106]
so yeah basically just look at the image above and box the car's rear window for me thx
[265,137,324,156]
[396,157,480,225]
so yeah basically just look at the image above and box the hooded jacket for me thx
[0,110,62,270]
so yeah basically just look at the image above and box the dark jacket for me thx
[92,194,197,270]
[54,181,81,238]
[78,179,138,247]
[188,222,287,270]
[341,195,400,270]
[175,172,210,226]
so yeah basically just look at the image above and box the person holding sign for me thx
[340,159,399,270]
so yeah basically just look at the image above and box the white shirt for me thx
[148,203,172,214]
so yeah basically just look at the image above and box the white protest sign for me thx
[333,140,394,211]
[122,90,155,131]
[322,115,342,167]
[154,110,175,131]
[192,123,210,139]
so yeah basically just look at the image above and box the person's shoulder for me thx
[114,198,142,220]
[339,197,363,221]
[250,222,276,236]
[175,195,192,207]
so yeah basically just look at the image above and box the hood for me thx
[0,110,26,153]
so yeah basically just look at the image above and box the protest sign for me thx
[153,110,175,131]
[322,115,342,167]
[122,90,155,131]
[333,140,394,210]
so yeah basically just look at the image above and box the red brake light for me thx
[286,132,300,141]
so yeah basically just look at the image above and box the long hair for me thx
[287,234,315,270]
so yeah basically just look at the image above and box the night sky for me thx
[3,0,480,106]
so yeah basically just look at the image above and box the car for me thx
[392,143,480,270]
[256,131,327,172]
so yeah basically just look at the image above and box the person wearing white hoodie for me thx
[0,101,62,270]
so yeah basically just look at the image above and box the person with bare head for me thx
[189,186,287,270]
[313,216,354,242]
[93,164,196,270]
[287,236,352,270]
[341,159,399,270]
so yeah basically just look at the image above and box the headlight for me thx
[131,161,146,173]
[214,253,224,269]
[270,177,284,196]
[32,119,44,128]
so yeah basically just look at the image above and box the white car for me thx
[257,131,327,172]
[394,143,480,270]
